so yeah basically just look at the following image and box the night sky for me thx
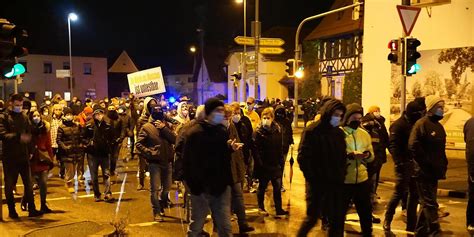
[1,0,334,74]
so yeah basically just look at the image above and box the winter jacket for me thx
[275,106,294,155]
[136,120,176,166]
[174,119,199,181]
[30,120,53,173]
[182,120,232,196]
[57,120,87,162]
[409,116,448,180]
[244,108,261,132]
[174,102,190,125]
[464,117,474,177]
[361,113,389,166]
[341,126,375,184]
[0,109,33,164]
[297,99,347,188]
[233,111,253,165]
[388,113,415,165]
[119,112,134,137]
[254,122,284,179]
[84,119,112,157]
[228,122,246,184]
[107,115,126,146]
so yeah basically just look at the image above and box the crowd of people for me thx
[0,91,472,236]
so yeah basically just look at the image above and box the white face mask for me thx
[182,110,189,117]
[222,119,230,128]
[232,114,241,123]
[373,112,381,118]
[262,118,272,128]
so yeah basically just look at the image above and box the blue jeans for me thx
[149,162,172,215]
[187,186,232,237]
[231,182,248,227]
[87,155,111,198]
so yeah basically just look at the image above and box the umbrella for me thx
[289,145,295,190]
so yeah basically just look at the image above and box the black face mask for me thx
[348,120,360,130]
[151,111,164,121]
[275,112,285,119]
[107,110,118,120]
[430,114,443,121]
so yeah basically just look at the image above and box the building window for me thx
[63,62,70,69]
[19,61,27,72]
[43,62,53,74]
[83,63,92,75]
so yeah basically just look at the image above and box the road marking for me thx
[344,221,415,235]
[46,192,125,201]
[129,222,159,227]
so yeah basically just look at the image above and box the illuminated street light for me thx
[235,0,243,3]
[295,68,304,79]
[68,13,78,21]
[67,12,78,97]
[189,46,197,53]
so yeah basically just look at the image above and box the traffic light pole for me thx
[293,1,363,127]
[68,17,73,99]
[400,0,410,114]
[242,0,247,101]
[254,0,260,100]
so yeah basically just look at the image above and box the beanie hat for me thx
[63,107,73,115]
[83,106,93,115]
[93,105,104,114]
[342,103,363,125]
[368,106,380,113]
[425,95,444,112]
[414,97,426,111]
[406,101,425,115]
[204,97,224,115]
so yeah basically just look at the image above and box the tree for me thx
[343,71,362,105]
[438,47,474,84]
[300,40,321,99]
[423,70,444,96]
[444,78,457,99]
[412,81,422,98]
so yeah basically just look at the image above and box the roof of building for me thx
[305,0,364,41]
[108,50,139,73]
[193,46,228,83]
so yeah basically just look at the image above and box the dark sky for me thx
[1,0,334,74]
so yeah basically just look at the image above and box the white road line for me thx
[46,192,125,201]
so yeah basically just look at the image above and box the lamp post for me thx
[235,0,247,101]
[67,12,78,98]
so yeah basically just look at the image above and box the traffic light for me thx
[285,59,295,77]
[295,60,304,79]
[0,19,28,79]
[387,39,400,64]
[406,38,421,76]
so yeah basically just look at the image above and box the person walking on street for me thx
[57,107,87,193]
[244,97,261,132]
[136,103,176,222]
[254,107,289,218]
[296,98,347,237]
[50,104,65,178]
[408,95,448,236]
[337,103,374,237]
[383,101,426,232]
[464,114,474,234]
[85,105,114,203]
[0,94,43,218]
[183,97,242,237]
[106,105,126,176]
[274,105,294,192]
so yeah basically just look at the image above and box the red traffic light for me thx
[388,40,398,51]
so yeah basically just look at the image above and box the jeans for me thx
[338,181,373,237]
[231,182,248,227]
[149,162,172,215]
[33,171,49,207]
[53,148,65,177]
[137,154,148,186]
[468,176,474,226]
[87,154,111,197]
[416,178,441,235]
[257,177,283,212]
[406,176,419,232]
[385,163,412,220]
[64,160,78,187]
[187,186,232,237]
[77,155,85,180]
[110,143,120,175]
[2,160,36,212]
[297,182,324,237]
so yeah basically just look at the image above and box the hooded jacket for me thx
[0,108,33,164]
[174,102,190,124]
[254,122,284,179]
[275,105,294,155]
[233,109,253,165]
[136,119,176,166]
[84,118,112,157]
[361,112,389,165]
[297,99,347,187]
[340,104,374,184]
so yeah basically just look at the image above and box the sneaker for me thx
[33,184,39,190]
[438,209,450,218]
[258,208,270,217]
[239,224,255,233]
[9,211,19,219]
[137,184,145,191]
[28,209,43,217]
[281,186,286,192]
[467,224,474,233]
[275,209,289,218]
[94,196,102,202]
[372,215,381,224]
[154,214,164,222]
[68,187,75,193]
[104,194,115,203]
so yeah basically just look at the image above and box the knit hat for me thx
[204,97,224,115]
[406,101,425,115]
[63,107,73,115]
[83,106,93,115]
[93,105,104,114]
[342,103,363,125]
[425,95,444,112]
[414,97,426,111]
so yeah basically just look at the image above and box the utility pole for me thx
[400,0,410,114]
[241,0,247,102]
[293,1,363,127]
[253,0,260,100]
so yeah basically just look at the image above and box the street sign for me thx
[234,36,285,46]
[259,47,285,55]
[56,69,70,78]
[397,5,421,36]
[127,67,166,98]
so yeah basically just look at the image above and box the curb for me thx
[379,181,467,199]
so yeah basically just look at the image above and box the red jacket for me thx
[31,121,54,173]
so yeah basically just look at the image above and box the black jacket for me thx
[84,119,112,157]
[388,113,415,165]
[408,116,448,180]
[297,99,347,187]
[119,113,134,137]
[233,114,253,165]
[107,115,126,146]
[464,117,474,176]
[361,113,389,165]
[0,109,32,164]
[275,106,294,155]
[254,122,284,179]
[136,120,176,166]
[57,120,87,161]
[182,121,232,196]
[174,119,199,181]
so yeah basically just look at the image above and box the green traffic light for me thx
[4,63,26,78]
[408,63,421,74]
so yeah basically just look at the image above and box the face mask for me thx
[45,101,51,105]
[232,114,241,123]
[151,110,164,121]
[222,120,230,128]
[247,104,254,111]
[434,110,444,117]
[330,116,341,127]
[107,110,118,119]
[125,103,130,108]
[210,112,224,125]
[13,106,22,113]
[182,110,189,117]
[373,112,381,118]
[348,120,360,130]
[118,109,124,114]
[64,115,74,121]
[276,112,285,119]
[262,119,272,128]
[43,110,49,116]
[33,117,41,124]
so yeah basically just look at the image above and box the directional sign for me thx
[234,36,285,46]
[259,47,285,55]
[397,5,421,36]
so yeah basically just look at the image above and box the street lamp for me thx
[189,45,197,53]
[235,0,243,3]
[67,12,78,98]
[235,0,247,101]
